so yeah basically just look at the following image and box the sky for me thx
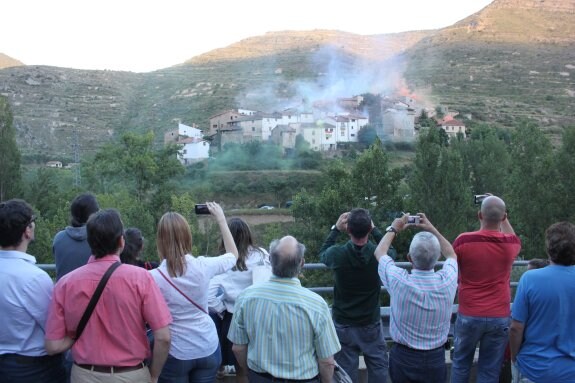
[1,0,494,73]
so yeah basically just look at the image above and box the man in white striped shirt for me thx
[374,213,458,383]
[229,235,341,383]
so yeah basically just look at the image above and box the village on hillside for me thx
[164,93,468,166]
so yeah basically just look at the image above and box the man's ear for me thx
[407,253,413,264]
[478,211,483,221]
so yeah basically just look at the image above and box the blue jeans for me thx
[389,343,446,383]
[334,321,388,383]
[0,353,66,383]
[158,345,221,383]
[450,314,510,383]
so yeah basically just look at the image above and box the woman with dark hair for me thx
[150,202,238,383]
[208,217,270,379]
[120,227,158,270]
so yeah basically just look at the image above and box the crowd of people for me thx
[0,193,574,383]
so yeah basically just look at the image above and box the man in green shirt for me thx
[320,208,390,382]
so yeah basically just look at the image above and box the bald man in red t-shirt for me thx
[450,196,521,383]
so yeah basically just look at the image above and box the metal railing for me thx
[38,260,530,295]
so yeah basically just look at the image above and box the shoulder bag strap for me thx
[75,261,121,340]
[157,268,207,314]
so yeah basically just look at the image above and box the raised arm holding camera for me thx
[149,201,239,383]
[375,213,458,383]
[450,195,521,383]
[319,208,389,382]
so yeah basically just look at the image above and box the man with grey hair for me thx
[450,195,521,383]
[374,213,458,382]
[228,236,341,383]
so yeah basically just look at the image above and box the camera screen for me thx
[194,204,210,215]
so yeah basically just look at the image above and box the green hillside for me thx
[0,0,574,159]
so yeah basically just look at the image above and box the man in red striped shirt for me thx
[450,196,521,383]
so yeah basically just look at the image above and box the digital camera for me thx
[407,215,420,224]
[474,194,488,205]
[194,204,210,215]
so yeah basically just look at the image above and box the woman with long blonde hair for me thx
[150,202,238,383]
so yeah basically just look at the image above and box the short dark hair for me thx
[545,222,575,266]
[0,199,35,247]
[527,258,549,269]
[347,208,372,239]
[87,209,124,258]
[70,193,99,227]
[120,227,144,265]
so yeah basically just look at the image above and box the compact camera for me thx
[407,215,420,224]
[474,194,489,205]
[194,204,210,215]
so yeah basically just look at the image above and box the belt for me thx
[74,362,146,373]
[395,342,445,352]
[250,369,319,383]
[0,353,61,365]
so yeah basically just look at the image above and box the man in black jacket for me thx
[319,208,390,383]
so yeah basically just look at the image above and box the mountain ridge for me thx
[0,53,24,69]
[1,0,574,160]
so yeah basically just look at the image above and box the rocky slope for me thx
[1,0,574,159]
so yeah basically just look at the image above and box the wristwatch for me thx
[385,226,398,234]
[331,225,339,232]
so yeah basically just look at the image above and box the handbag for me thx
[75,261,121,340]
[332,362,352,383]
[157,268,207,314]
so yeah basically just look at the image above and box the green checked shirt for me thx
[228,276,341,380]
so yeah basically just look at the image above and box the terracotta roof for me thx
[441,119,465,126]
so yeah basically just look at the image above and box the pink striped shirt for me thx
[378,255,458,350]
[46,255,172,365]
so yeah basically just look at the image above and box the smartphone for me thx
[194,204,210,215]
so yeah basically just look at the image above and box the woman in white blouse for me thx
[151,202,238,383]
[208,217,270,379]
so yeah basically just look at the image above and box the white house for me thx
[439,119,466,139]
[299,122,337,151]
[166,123,210,165]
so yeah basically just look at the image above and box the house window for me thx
[312,139,316,144]
[252,127,255,132]
[341,130,345,136]
[183,149,187,154]
[351,134,355,137]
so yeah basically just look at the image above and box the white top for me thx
[209,247,270,314]
[150,253,235,360]
[0,250,54,356]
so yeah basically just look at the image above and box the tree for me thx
[506,121,560,259]
[554,126,575,222]
[0,96,22,201]
[407,128,473,240]
[453,124,511,196]
[85,132,184,203]
[357,124,378,147]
